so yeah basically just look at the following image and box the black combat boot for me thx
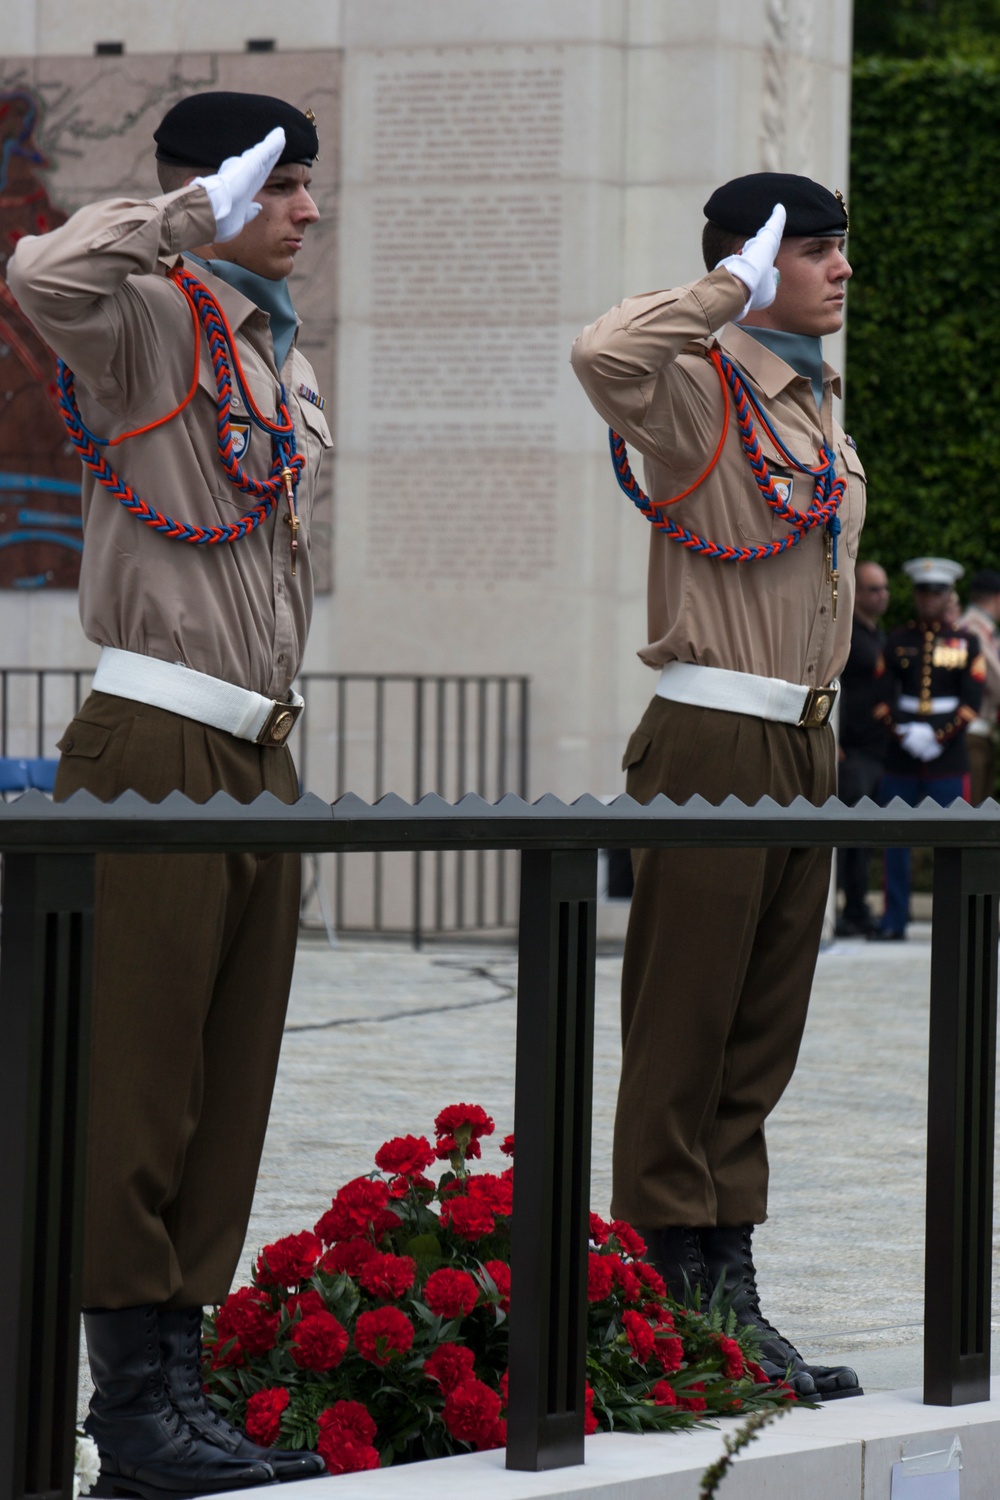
[700,1225,864,1400]
[633,1225,709,1306]
[83,1305,277,1498]
[159,1307,325,1481]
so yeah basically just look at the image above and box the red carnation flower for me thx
[679,1381,707,1412]
[653,1379,678,1408]
[442,1377,503,1449]
[467,1173,514,1216]
[314,1176,396,1244]
[289,1310,349,1371]
[389,1171,435,1199]
[423,1342,476,1393]
[584,1382,599,1435]
[747,1359,771,1385]
[635,1261,667,1298]
[244,1386,290,1446]
[622,1309,656,1364]
[255,1231,323,1288]
[435,1135,483,1162]
[214,1286,279,1359]
[424,1268,480,1319]
[318,1399,377,1444]
[716,1334,745,1379]
[434,1103,495,1141]
[499,1134,515,1157]
[441,1196,496,1241]
[286,1289,325,1321]
[589,1213,611,1246]
[608,1256,642,1302]
[645,1301,675,1328]
[434,1103,494,1160]
[358,1251,416,1301]
[587,1253,614,1302]
[481,1259,511,1312]
[316,1432,381,1475]
[654,1333,684,1373]
[609,1220,647,1259]
[321,1239,377,1277]
[374,1134,437,1177]
[355,1306,414,1366]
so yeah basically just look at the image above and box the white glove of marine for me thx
[716,203,786,320]
[898,721,944,762]
[193,126,286,243]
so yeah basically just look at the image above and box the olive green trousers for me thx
[611,696,835,1229]
[55,691,300,1309]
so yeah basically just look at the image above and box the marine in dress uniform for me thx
[572,172,865,1399]
[8,94,331,1492]
[871,557,985,939]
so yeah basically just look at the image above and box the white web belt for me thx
[92,647,304,747]
[655,661,838,730]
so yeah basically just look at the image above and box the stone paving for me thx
[78,919,1000,1415]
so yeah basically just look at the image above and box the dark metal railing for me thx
[0,667,531,939]
[0,790,996,1497]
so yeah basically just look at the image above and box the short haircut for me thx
[702,221,745,272]
[156,160,198,193]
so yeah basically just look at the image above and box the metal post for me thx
[507,848,597,1470]
[924,846,1000,1405]
[0,853,94,1500]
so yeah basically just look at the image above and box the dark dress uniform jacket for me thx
[875,622,985,776]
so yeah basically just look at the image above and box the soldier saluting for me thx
[8,93,332,1492]
[572,172,865,1399]
[871,556,985,940]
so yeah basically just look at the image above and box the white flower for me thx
[74,1432,100,1497]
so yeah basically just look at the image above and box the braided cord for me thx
[56,268,304,547]
[609,348,844,565]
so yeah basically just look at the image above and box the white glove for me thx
[898,721,944,762]
[716,204,786,319]
[194,126,286,243]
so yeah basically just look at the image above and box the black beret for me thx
[970,569,1000,594]
[154,92,318,170]
[703,173,847,238]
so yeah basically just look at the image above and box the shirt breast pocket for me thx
[838,443,866,557]
[736,437,797,546]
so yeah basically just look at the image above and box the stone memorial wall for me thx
[0,1,854,895]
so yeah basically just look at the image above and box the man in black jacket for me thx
[836,560,891,935]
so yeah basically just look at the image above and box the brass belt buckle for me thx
[255,699,303,746]
[798,685,837,730]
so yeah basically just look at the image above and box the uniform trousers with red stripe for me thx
[611,695,835,1229]
[54,690,301,1310]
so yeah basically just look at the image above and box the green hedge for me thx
[845,56,1000,622]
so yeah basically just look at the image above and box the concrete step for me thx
[225,1383,1000,1499]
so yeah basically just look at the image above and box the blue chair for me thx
[0,756,59,797]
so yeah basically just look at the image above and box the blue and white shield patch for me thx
[230,422,251,462]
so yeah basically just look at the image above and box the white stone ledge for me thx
[231,1381,1000,1500]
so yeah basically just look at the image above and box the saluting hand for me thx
[194,126,286,243]
[716,203,785,318]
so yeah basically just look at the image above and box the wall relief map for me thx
[0,54,340,590]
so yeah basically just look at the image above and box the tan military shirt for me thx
[7,184,332,699]
[571,266,866,688]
